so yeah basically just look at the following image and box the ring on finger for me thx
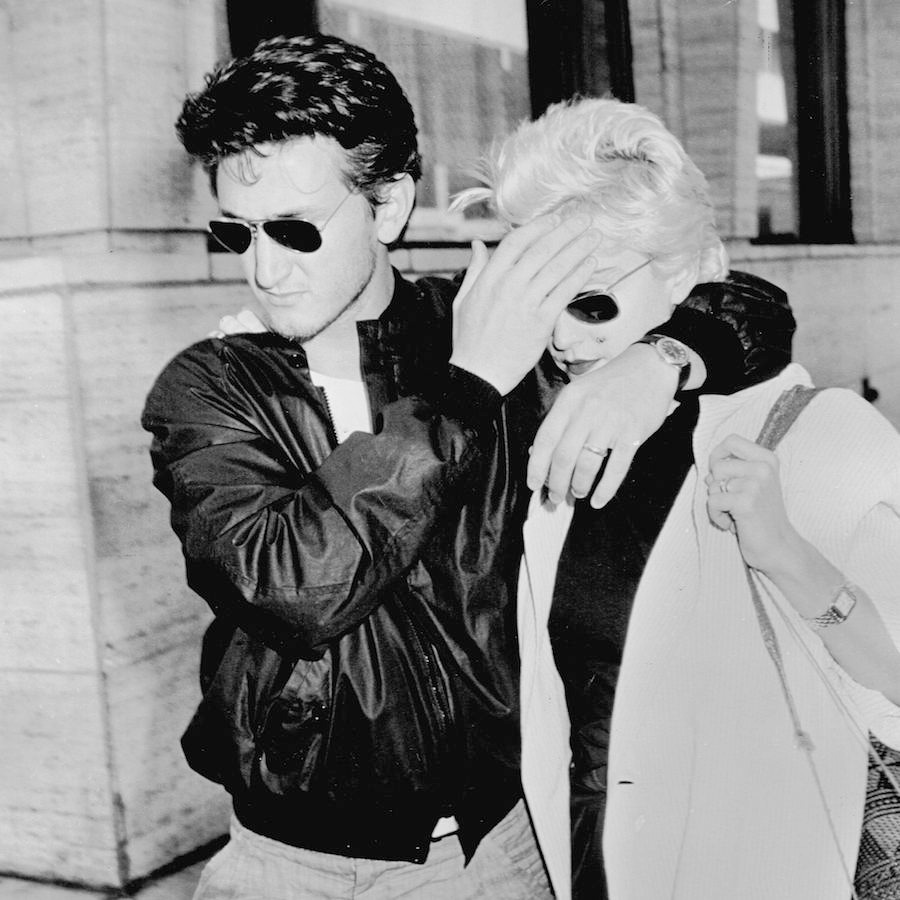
[583,444,607,457]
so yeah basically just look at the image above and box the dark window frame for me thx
[525,0,634,117]
[226,1,319,58]
[790,0,853,244]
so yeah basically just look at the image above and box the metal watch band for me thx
[803,581,860,630]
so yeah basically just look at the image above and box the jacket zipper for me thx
[407,621,457,792]
[315,385,339,448]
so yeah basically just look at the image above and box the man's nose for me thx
[252,229,291,290]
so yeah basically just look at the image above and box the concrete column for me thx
[0,0,234,888]
[845,0,900,243]
[0,0,224,257]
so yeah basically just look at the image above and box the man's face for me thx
[548,243,678,378]
[214,137,385,341]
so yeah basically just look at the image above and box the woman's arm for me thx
[708,425,900,707]
[528,270,796,507]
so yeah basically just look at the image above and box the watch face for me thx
[832,586,857,619]
[657,337,689,367]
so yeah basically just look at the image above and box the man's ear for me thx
[374,174,416,245]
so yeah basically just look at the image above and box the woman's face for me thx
[548,243,680,379]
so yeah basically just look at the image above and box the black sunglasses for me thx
[208,191,354,255]
[566,257,656,323]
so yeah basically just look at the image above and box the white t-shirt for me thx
[309,370,372,443]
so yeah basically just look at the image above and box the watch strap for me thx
[803,582,860,630]
[636,334,691,391]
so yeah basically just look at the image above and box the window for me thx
[756,0,797,239]
[755,0,852,243]
[319,0,531,243]
[791,0,852,243]
[226,0,853,246]
[225,0,634,245]
[526,0,634,116]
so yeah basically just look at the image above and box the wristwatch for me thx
[635,334,692,391]
[803,582,860,630]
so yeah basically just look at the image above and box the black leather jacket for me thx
[142,268,794,863]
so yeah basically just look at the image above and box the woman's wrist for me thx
[755,531,845,619]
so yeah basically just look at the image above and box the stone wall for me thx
[0,0,224,258]
[0,249,238,887]
[0,0,231,884]
[629,0,760,238]
[845,0,900,243]
[730,244,900,425]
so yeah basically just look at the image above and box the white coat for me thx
[519,364,900,899]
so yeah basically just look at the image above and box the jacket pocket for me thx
[256,654,332,794]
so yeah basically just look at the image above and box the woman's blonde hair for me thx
[454,97,728,282]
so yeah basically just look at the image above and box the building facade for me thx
[1,0,898,888]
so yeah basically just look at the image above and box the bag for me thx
[749,386,900,900]
[854,737,900,898]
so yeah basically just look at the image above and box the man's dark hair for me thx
[176,33,422,203]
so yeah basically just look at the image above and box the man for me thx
[143,33,793,899]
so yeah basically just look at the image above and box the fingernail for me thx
[571,489,585,499]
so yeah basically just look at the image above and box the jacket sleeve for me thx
[141,338,502,658]
[652,269,797,395]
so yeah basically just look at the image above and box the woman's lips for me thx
[560,358,603,377]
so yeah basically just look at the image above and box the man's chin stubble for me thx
[269,251,378,343]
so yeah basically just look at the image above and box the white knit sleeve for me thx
[785,390,900,746]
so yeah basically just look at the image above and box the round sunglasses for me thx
[566,257,656,324]
[208,190,354,255]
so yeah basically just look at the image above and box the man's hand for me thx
[527,343,679,507]
[449,215,598,395]
[208,308,267,338]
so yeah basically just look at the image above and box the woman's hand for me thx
[706,433,804,576]
[708,434,900,704]
[208,308,267,338]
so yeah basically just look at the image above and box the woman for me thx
[456,98,900,899]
